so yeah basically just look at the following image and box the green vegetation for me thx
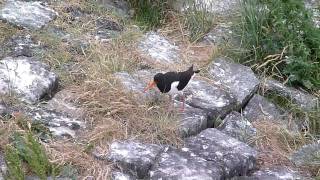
[128,0,169,29]
[4,146,24,180]
[183,1,215,42]
[238,0,320,90]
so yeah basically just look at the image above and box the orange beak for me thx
[144,80,156,92]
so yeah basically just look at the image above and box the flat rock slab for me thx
[108,141,163,179]
[45,89,85,120]
[218,111,256,144]
[138,32,180,65]
[249,167,309,180]
[290,142,320,167]
[262,79,318,110]
[150,147,223,180]
[0,0,57,29]
[208,58,259,109]
[184,128,257,178]
[243,94,299,131]
[25,106,84,139]
[115,71,208,137]
[0,57,58,104]
[183,78,237,126]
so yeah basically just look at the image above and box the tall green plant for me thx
[239,0,320,90]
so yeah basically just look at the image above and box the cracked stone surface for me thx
[149,147,223,180]
[262,79,318,110]
[25,106,84,138]
[243,94,299,132]
[0,0,57,29]
[138,32,180,65]
[290,143,320,167]
[108,141,163,179]
[183,78,237,126]
[218,111,256,144]
[184,128,257,178]
[0,57,58,104]
[208,57,259,109]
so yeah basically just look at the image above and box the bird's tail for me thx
[190,64,200,74]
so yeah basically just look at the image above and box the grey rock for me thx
[184,128,257,178]
[173,0,240,17]
[218,111,256,144]
[203,22,234,45]
[4,34,41,57]
[183,78,237,126]
[0,102,11,118]
[108,141,163,179]
[95,18,123,42]
[62,5,86,22]
[240,166,310,180]
[138,32,180,65]
[0,57,58,104]
[305,0,320,28]
[243,94,299,131]
[262,79,318,110]
[175,100,207,138]
[290,142,320,167]
[25,106,84,139]
[149,147,223,180]
[45,89,85,120]
[0,0,57,29]
[0,153,7,180]
[97,0,130,17]
[111,171,135,180]
[208,57,259,109]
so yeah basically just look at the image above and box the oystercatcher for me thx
[143,65,200,111]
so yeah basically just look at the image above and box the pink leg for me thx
[180,95,185,112]
[167,95,173,112]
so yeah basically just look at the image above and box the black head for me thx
[153,73,164,84]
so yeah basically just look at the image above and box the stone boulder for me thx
[108,141,163,179]
[184,128,257,178]
[202,22,234,46]
[243,94,299,132]
[208,57,259,109]
[261,79,318,110]
[183,78,237,126]
[94,18,123,42]
[235,167,311,180]
[138,32,180,65]
[150,147,223,180]
[305,0,320,28]
[0,153,6,180]
[111,171,135,180]
[218,111,256,144]
[25,106,84,139]
[0,0,57,29]
[0,57,58,104]
[290,142,320,167]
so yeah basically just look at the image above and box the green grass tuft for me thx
[4,145,24,180]
[237,0,320,90]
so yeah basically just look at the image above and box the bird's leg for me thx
[180,94,185,112]
[167,94,173,112]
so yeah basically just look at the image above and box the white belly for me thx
[168,81,181,96]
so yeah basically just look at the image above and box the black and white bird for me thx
[143,65,200,111]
